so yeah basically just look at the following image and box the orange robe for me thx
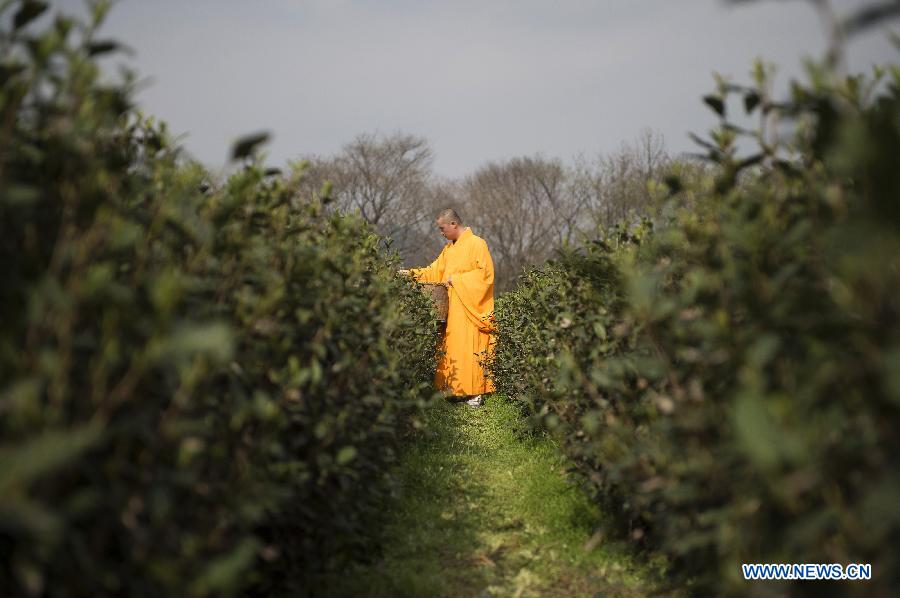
[411,227,496,397]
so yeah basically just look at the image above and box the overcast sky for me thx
[59,0,897,177]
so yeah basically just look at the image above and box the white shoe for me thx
[466,395,484,407]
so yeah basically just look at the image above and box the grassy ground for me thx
[327,395,665,597]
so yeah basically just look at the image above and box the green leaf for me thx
[731,392,802,470]
[743,91,761,114]
[745,334,781,369]
[0,421,104,494]
[231,131,270,161]
[0,498,62,539]
[149,321,234,365]
[703,94,725,117]
[882,349,900,404]
[13,1,48,30]
[87,40,122,56]
[319,180,333,202]
[736,153,765,170]
[1,183,40,206]
[191,538,261,595]
[0,61,26,85]
[663,174,683,195]
[336,446,357,465]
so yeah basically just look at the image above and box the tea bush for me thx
[490,51,900,597]
[0,2,439,596]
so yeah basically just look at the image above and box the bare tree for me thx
[290,129,676,287]
[409,176,460,265]
[460,155,589,291]
[573,128,671,231]
[294,132,436,264]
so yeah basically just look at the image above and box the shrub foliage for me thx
[0,3,439,595]
[490,53,900,595]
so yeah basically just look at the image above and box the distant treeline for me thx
[294,128,703,291]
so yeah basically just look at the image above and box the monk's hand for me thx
[446,275,453,287]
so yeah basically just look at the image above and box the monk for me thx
[402,209,496,407]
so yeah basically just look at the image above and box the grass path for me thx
[330,395,662,596]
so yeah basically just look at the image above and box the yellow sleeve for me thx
[410,246,447,283]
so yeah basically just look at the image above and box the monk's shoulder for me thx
[470,234,490,252]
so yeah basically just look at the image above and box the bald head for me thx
[436,208,463,225]
[436,208,464,241]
